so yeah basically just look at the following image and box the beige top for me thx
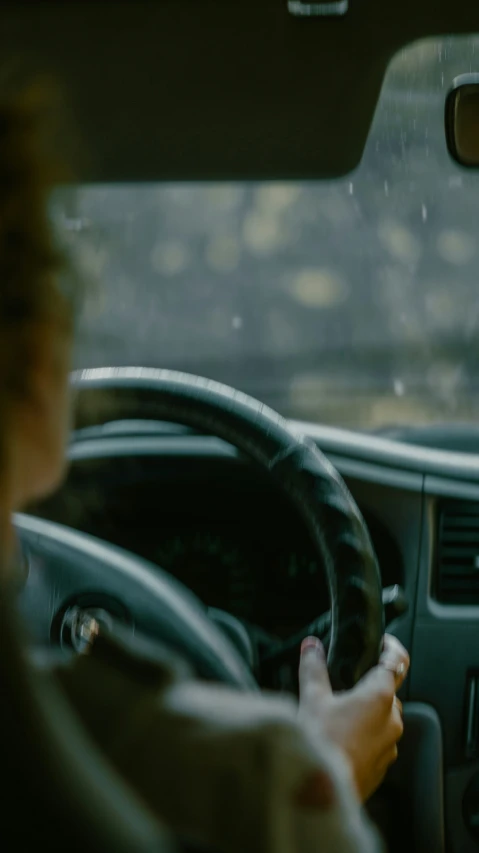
[54,631,383,853]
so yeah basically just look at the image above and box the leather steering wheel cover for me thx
[72,367,384,690]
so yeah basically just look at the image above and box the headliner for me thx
[2,1,479,181]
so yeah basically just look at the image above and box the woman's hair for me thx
[0,80,78,398]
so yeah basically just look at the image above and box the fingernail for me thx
[301,636,325,658]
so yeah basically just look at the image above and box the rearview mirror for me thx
[445,73,479,167]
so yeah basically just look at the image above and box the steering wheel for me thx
[22,367,383,690]
[9,367,385,852]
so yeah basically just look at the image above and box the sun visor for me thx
[1,1,479,182]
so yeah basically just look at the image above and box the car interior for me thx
[4,2,479,852]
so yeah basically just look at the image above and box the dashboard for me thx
[23,418,479,853]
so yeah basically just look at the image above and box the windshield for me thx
[55,35,479,441]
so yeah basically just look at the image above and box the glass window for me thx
[55,36,479,439]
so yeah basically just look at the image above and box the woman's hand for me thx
[298,634,409,803]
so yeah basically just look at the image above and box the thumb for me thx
[298,636,333,710]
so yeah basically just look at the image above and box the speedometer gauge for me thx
[154,529,332,637]
[155,530,258,622]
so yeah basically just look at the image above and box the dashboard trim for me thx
[68,433,425,493]
[291,420,479,481]
[69,418,479,488]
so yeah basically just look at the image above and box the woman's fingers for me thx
[379,634,410,690]
[391,698,404,742]
[298,636,333,711]
[376,744,399,777]
[358,634,409,699]
[297,632,409,803]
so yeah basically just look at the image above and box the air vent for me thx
[437,501,479,604]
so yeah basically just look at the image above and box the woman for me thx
[0,84,408,852]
